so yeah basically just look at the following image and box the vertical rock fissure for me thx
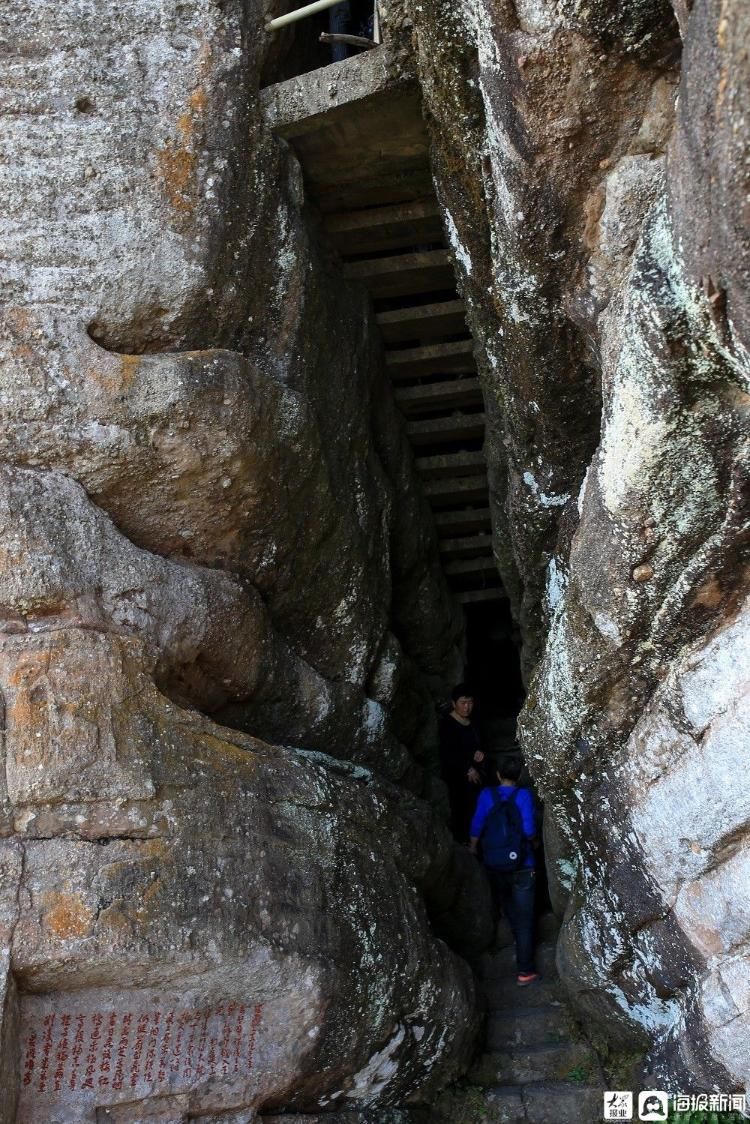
[3,0,748,1119]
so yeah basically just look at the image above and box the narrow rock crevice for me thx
[1,0,748,1120]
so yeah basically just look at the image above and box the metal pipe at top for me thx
[265,0,346,32]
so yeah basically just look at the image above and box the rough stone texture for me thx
[0,0,463,783]
[4,0,749,1111]
[0,952,19,1124]
[0,1,483,1120]
[401,0,749,1094]
[3,627,489,1122]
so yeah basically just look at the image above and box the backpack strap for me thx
[489,786,518,807]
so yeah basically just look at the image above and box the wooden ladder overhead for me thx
[262,53,505,605]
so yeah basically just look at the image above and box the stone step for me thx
[455,587,507,604]
[482,971,562,1012]
[519,1081,605,1124]
[316,165,435,215]
[394,376,482,414]
[433,1081,605,1124]
[406,410,485,446]
[260,46,400,136]
[434,506,492,535]
[486,1005,571,1050]
[483,940,558,982]
[415,449,485,479]
[439,533,494,559]
[470,1041,600,1087]
[444,555,498,578]
[378,299,467,344]
[386,337,475,379]
[326,197,443,255]
[262,1112,424,1124]
[424,473,488,507]
[262,1112,423,1124]
[343,248,454,298]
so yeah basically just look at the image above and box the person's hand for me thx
[473,750,485,763]
[467,767,481,784]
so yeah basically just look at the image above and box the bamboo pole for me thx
[265,0,346,32]
[319,32,376,49]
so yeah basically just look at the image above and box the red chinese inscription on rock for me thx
[17,999,264,1119]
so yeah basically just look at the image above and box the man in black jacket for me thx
[439,684,486,843]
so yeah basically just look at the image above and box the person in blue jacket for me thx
[469,755,539,985]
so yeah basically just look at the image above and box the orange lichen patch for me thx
[5,307,33,335]
[8,651,46,690]
[156,74,210,220]
[10,342,36,362]
[188,86,208,114]
[156,143,197,217]
[132,876,166,921]
[177,87,208,139]
[6,652,51,738]
[82,351,141,397]
[581,184,606,252]
[692,576,724,610]
[42,892,95,940]
[119,352,141,390]
[97,903,133,937]
[190,730,265,777]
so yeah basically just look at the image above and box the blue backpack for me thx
[481,788,526,871]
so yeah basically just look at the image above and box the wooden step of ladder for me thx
[406,411,485,446]
[423,474,489,507]
[455,587,508,604]
[434,507,492,536]
[377,299,467,344]
[444,556,498,578]
[343,249,454,298]
[416,449,485,479]
[386,338,475,380]
[394,376,482,413]
[438,534,494,559]
[325,197,444,256]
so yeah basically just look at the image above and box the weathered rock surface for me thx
[0,1,481,1120]
[0,0,463,776]
[0,626,488,1122]
[398,0,750,1093]
[3,0,749,1111]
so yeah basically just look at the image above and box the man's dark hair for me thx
[497,755,523,783]
[451,683,474,702]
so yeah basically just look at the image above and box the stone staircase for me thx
[260,920,605,1124]
[432,920,606,1124]
[261,53,505,609]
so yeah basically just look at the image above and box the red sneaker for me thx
[517,972,540,986]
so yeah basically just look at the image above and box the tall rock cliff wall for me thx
[0,2,490,1120]
[2,0,749,1112]
[1,0,464,782]
[398,0,749,1092]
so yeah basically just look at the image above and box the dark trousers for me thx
[448,782,479,845]
[328,2,351,61]
[487,867,536,974]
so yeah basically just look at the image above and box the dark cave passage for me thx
[260,40,551,921]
